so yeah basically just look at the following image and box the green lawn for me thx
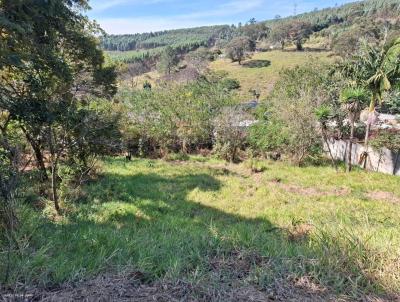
[210,50,334,100]
[4,157,400,299]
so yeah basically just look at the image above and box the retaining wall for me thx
[326,139,400,176]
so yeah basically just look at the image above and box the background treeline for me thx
[101,26,235,51]
[102,0,400,70]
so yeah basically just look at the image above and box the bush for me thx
[121,76,237,156]
[370,130,400,153]
[213,107,252,162]
[249,64,338,165]
[249,114,289,157]
[220,78,241,91]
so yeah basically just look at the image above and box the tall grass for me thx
[1,157,399,298]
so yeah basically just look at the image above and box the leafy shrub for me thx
[213,107,252,162]
[370,130,400,152]
[249,117,289,156]
[250,64,337,164]
[220,78,241,91]
[242,60,271,68]
[121,76,236,156]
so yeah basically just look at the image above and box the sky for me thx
[87,0,358,35]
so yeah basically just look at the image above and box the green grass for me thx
[3,157,400,298]
[210,50,334,99]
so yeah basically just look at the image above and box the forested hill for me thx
[101,25,235,52]
[100,0,400,54]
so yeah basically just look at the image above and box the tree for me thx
[0,0,118,213]
[271,21,313,51]
[186,47,214,72]
[248,18,257,25]
[213,107,251,162]
[287,20,314,51]
[157,46,179,74]
[226,37,256,65]
[341,36,400,162]
[331,23,382,57]
[315,105,338,171]
[340,87,369,172]
[271,23,291,50]
[239,23,271,41]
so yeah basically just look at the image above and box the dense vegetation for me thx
[1,0,400,300]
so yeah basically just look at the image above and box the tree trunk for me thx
[182,139,188,154]
[32,143,48,180]
[281,41,285,50]
[48,127,61,214]
[51,161,60,214]
[296,40,303,51]
[393,152,400,176]
[346,119,355,173]
[362,94,376,168]
[322,129,338,171]
[21,127,48,180]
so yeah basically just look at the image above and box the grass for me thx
[210,50,334,99]
[3,157,400,299]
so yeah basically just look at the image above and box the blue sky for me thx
[87,0,357,34]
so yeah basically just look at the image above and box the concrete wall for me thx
[325,139,400,176]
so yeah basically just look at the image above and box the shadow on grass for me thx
[3,158,394,299]
[242,60,271,68]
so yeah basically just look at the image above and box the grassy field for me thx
[4,157,400,300]
[210,50,334,100]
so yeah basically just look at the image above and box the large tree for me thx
[157,46,179,75]
[271,20,313,51]
[287,20,314,51]
[0,0,118,213]
[225,36,256,65]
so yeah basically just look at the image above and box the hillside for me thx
[104,0,400,100]
[210,50,334,99]
[103,25,235,63]
[102,0,400,63]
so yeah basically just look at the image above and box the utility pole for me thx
[294,2,297,15]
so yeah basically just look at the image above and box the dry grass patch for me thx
[367,191,400,204]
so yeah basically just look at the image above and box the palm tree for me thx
[315,105,338,171]
[342,37,400,152]
[340,88,369,172]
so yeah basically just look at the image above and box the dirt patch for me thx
[367,191,400,204]
[3,268,396,302]
[3,250,396,302]
[270,181,351,198]
[287,223,314,242]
